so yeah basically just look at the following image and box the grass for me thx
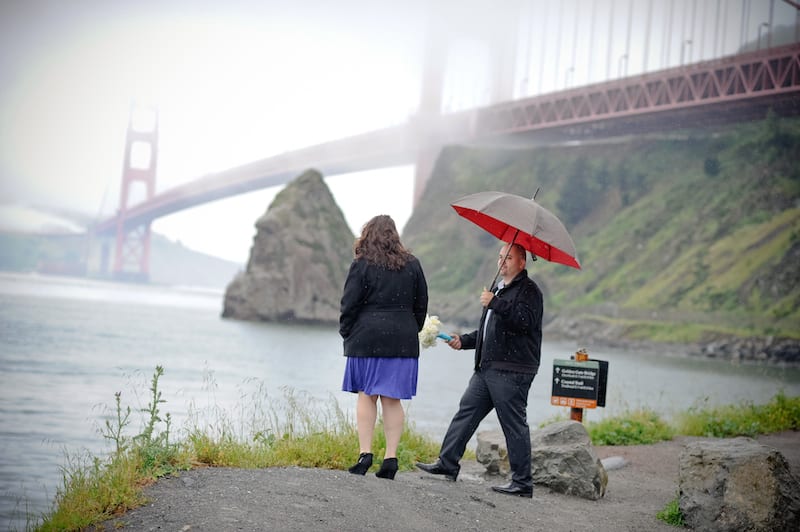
[563,311,800,343]
[656,496,686,527]
[584,392,800,446]
[32,367,442,531]
[674,391,800,438]
[586,408,675,445]
[30,368,800,531]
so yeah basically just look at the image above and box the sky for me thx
[0,0,438,262]
[0,0,791,263]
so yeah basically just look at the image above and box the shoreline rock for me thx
[543,314,800,368]
[222,169,354,324]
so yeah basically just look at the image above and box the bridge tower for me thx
[413,27,447,206]
[413,4,519,204]
[112,104,158,281]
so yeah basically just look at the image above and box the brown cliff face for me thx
[222,169,354,324]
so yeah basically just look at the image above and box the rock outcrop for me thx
[222,169,354,324]
[679,437,800,532]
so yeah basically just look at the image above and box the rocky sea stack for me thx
[222,169,354,324]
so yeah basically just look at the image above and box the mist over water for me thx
[1,272,798,529]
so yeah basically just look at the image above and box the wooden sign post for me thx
[551,348,608,422]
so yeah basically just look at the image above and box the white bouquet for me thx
[419,314,452,349]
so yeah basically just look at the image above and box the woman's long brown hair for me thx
[354,215,413,270]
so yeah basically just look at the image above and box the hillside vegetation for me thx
[404,113,800,344]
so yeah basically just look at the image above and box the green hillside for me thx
[404,113,800,344]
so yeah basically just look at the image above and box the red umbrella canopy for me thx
[451,191,581,269]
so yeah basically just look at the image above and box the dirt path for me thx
[93,432,799,531]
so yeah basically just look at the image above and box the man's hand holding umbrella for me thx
[480,287,494,308]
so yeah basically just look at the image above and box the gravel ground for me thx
[92,431,799,532]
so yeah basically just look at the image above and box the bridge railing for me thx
[473,44,800,139]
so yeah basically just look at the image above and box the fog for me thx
[0,0,792,262]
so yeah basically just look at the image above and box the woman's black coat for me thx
[339,257,428,358]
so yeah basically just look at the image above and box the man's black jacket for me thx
[459,269,543,374]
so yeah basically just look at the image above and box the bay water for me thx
[1,272,799,529]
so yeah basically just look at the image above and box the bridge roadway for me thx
[93,123,419,234]
[94,44,800,235]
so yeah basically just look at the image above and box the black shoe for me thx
[491,482,533,498]
[348,452,373,475]
[375,457,398,480]
[415,460,458,481]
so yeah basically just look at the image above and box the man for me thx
[416,243,543,498]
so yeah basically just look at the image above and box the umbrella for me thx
[451,190,580,287]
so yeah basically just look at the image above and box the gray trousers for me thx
[439,368,535,488]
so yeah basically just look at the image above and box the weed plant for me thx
[37,366,189,531]
[656,496,686,527]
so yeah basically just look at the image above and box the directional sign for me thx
[551,359,600,409]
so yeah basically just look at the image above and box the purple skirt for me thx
[342,356,419,400]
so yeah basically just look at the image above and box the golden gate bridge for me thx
[88,3,800,280]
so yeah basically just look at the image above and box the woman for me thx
[339,215,428,480]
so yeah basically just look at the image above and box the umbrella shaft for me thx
[489,230,519,290]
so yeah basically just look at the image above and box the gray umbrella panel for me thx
[451,191,580,269]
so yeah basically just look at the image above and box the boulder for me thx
[531,420,608,500]
[475,430,510,476]
[476,420,607,500]
[222,169,354,324]
[679,437,800,532]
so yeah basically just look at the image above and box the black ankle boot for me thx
[375,457,398,480]
[348,452,373,475]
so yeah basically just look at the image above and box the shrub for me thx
[587,409,675,445]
